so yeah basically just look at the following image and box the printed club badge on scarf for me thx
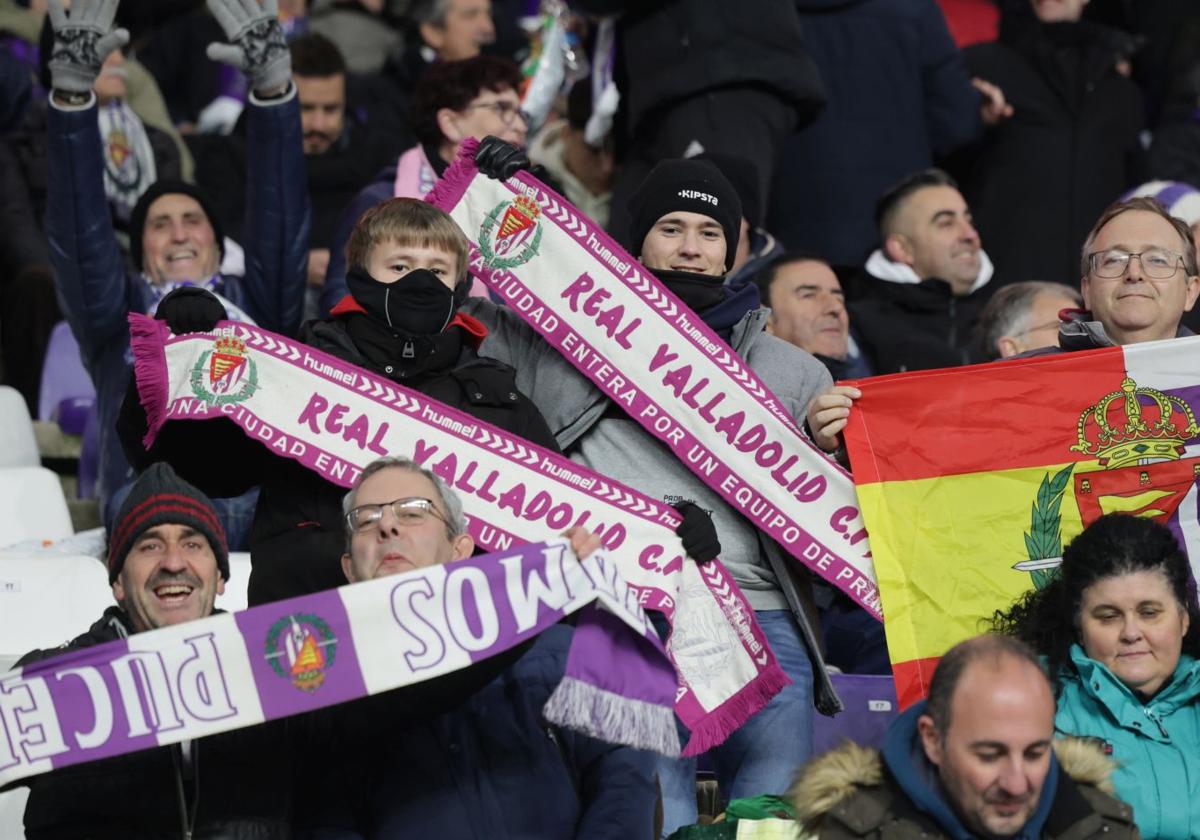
[0,539,679,789]
[424,140,882,620]
[130,316,789,754]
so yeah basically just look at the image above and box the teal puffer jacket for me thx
[1056,643,1200,840]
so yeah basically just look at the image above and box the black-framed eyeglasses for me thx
[463,100,528,126]
[1087,248,1184,280]
[346,497,446,532]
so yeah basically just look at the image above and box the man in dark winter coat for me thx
[846,168,998,375]
[772,0,1002,270]
[960,0,1144,286]
[466,144,839,835]
[790,634,1137,840]
[120,197,560,606]
[572,0,826,248]
[44,0,310,543]
[298,456,659,839]
[14,462,295,839]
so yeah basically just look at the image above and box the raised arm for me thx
[206,0,310,337]
[43,0,134,359]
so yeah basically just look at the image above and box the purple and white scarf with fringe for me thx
[128,316,789,754]
[0,538,677,788]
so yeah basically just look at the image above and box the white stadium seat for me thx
[0,467,73,548]
[0,386,38,468]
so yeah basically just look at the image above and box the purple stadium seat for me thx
[37,321,95,427]
[812,674,899,755]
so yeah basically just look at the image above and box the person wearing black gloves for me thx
[120,197,562,605]
[43,0,309,544]
[463,138,838,835]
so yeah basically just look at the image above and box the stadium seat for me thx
[220,552,252,613]
[77,407,100,499]
[0,386,39,468]
[0,552,112,667]
[812,673,899,755]
[0,467,74,548]
[0,788,27,840]
[37,321,95,426]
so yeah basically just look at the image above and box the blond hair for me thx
[346,197,471,286]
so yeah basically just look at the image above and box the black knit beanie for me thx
[108,463,230,583]
[129,180,227,274]
[627,159,743,271]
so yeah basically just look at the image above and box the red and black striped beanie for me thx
[107,463,230,583]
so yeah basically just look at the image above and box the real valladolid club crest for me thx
[478,194,543,270]
[264,614,338,693]
[190,335,259,406]
[1019,376,1200,589]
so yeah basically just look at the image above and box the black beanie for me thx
[108,463,230,584]
[695,152,763,230]
[627,159,743,271]
[129,180,227,274]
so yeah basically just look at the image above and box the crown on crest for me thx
[512,193,541,220]
[213,335,246,357]
[1071,376,1199,469]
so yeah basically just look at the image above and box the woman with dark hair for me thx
[994,513,1200,840]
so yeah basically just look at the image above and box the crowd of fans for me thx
[3,0,1200,837]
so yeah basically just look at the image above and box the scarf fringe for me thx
[424,137,481,213]
[681,661,792,757]
[128,313,171,449]
[544,675,682,758]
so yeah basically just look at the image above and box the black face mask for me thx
[346,267,456,335]
[653,268,727,313]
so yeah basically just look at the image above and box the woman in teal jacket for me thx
[994,512,1200,840]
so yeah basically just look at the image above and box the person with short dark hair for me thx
[15,463,295,838]
[994,513,1200,839]
[977,280,1081,360]
[791,633,1138,839]
[847,168,999,374]
[320,53,527,311]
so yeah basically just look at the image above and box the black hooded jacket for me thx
[119,300,558,605]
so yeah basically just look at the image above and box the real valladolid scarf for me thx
[128,315,787,754]
[0,539,678,788]
[426,139,881,620]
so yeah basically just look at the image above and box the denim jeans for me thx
[107,482,259,553]
[657,608,815,837]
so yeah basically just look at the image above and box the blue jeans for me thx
[107,482,259,553]
[657,609,815,837]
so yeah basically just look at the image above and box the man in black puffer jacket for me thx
[119,198,559,605]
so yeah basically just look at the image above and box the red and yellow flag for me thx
[843,339,1200,708]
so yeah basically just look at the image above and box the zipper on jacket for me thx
[1144,706,1170,739]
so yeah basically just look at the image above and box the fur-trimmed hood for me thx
[790,738,1118,834]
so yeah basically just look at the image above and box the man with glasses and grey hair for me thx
[976,281,1082,360]
[300,455,659,838]
[1065,196,1200,349]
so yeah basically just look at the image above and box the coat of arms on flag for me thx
[843,338,1200,706]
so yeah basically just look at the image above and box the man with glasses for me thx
[298,455,660,838]
[977,281,1082,360]
[1068,196,1200,348]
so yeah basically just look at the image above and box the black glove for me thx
[475,135,531,181]
[672,501,720,564]
[155,287,227,334]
